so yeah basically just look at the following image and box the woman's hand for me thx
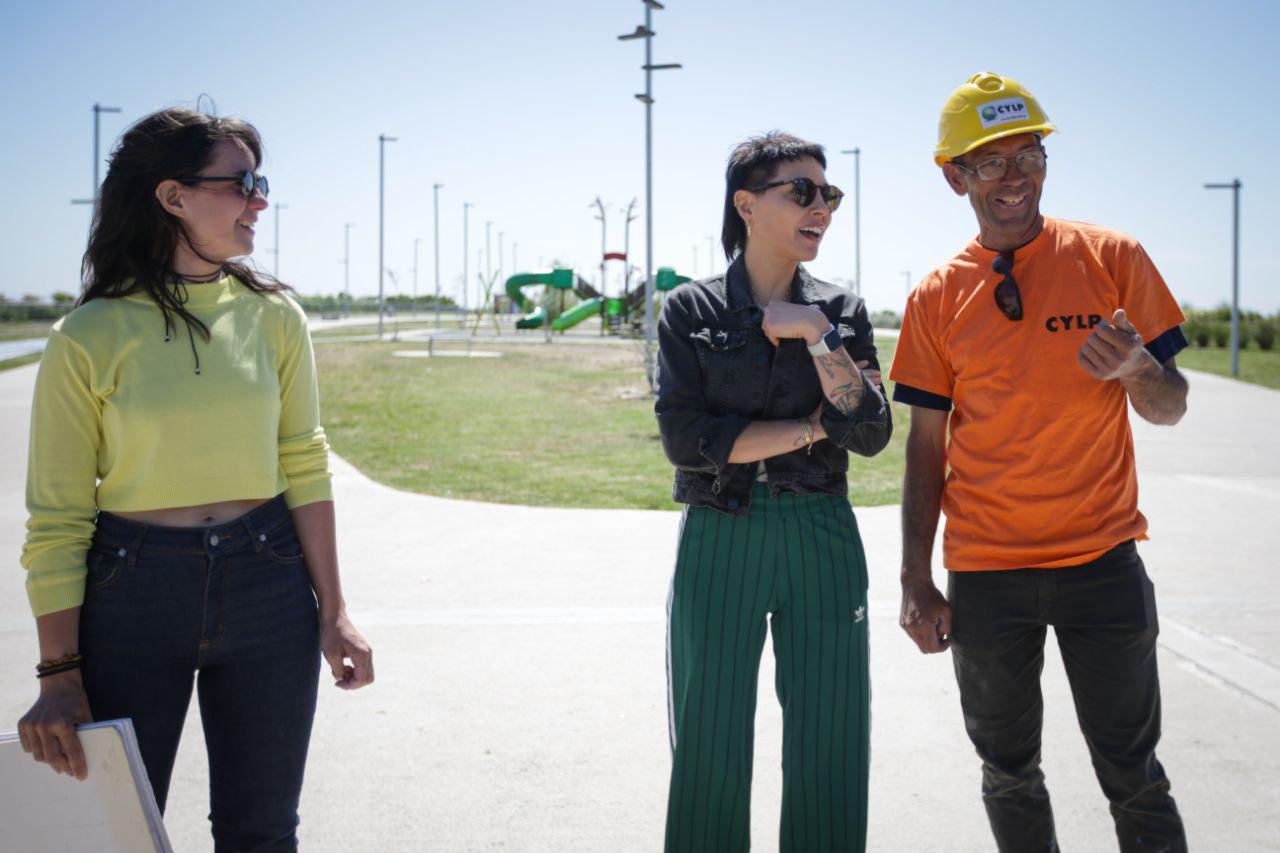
[762,301,828,347]
[321,610,374,690]
[18,671,93,780]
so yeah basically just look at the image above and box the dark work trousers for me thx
[79,495,321,853]
[666,484,870,852]
[948,540,1187,853]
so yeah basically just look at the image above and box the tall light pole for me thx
[378,133,398,338]
[463,202,474,315]
[271,203,288,278]
[841,147,862,296]
[513,242,519,275]
[592,197,608,291]
[1205,178,1243,376]
[622,197,638,306]
[433,183,443,327]
[619,0,682,386]
[498,230,505,281]
[412,237,423,316]
[485,220,493,283]
[902,270,912,297]
[71,102,122,208]
[342,222,354,317]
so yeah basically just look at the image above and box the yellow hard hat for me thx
[934,72,1057,165]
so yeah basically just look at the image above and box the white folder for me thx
[0,718,172,852]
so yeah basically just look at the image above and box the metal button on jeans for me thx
[210,534,220,547]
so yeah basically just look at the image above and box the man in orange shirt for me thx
[891,72,1190,852]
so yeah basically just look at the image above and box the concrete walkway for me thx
[0,361,1277,851]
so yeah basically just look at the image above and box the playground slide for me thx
[506,270,574,329]
[551,297,603,332]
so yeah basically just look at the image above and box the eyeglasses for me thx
[991,253,1023,321]
[178,169,270,198]
[747,177,844,212]
[953,147,1047,182]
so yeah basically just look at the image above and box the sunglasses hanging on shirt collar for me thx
[991,252,1023,321]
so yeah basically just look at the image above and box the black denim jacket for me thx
[654,256,892,515]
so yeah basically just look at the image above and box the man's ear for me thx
[941,163,968,198]
[733,188,753,227]
[155,180,187,218]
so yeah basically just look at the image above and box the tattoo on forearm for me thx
[831,382,863,414]
[792,420,809,448]
[814,352,840,380]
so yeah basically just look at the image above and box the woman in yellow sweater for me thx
[17,107,372,850]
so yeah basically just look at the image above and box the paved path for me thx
[0,361,1276,851]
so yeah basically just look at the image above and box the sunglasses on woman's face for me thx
[991,253,1023,321]
[748,177,844,212]
[179,169,270,198]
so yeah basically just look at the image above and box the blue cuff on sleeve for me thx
[1145,326,1188,365]
[892,383,953,411]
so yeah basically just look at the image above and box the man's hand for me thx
[762,301,828,347]
[900,579,952,654]
[1078,309,1152,381]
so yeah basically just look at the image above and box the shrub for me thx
[1255,322,1275,352]
[1211,322,1230,348]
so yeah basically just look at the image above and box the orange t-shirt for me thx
[890,217,1185,571]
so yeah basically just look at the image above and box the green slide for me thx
[551,297,603,332]
[506,269,574,329]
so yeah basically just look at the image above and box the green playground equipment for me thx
[505,269,602,331]
[504,265,690,335]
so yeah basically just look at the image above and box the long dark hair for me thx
[79,107,288,343]
[720,131,827,261]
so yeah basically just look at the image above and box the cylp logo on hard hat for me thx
[978,97,1029,129]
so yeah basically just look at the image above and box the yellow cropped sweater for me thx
[21,276,332,616]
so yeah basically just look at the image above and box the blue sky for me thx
[4,0,1277,313]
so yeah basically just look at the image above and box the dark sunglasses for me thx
[178,169,270,198]
[991,253,1023,321]
[747,177,844,212]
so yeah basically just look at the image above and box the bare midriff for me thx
[110,498,274,528]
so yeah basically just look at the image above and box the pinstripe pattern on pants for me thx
[665,484,870,852]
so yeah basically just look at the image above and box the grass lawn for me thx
[0,352,42,373]
[0,321,54,342]
[1176,345,1280,391]
[315,339,908,510]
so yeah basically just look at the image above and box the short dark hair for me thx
[720,131,827,261]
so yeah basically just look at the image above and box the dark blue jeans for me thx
[949,540,1187,853]
[80,495,321,853]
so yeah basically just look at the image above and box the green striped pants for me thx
[665,484,870,852]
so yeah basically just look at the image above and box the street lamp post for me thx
[841,147,861,296]
[412,237,423,316]
[902,270,912,297]
[485,221,493,282]
[1205,178,1243,376]
[342,222,354,317]
[272,203,289,278]
[378,133,398,338]
[592,197,608,292]
[619,0,682,386]
[513,242,519,276]
[433,183,443,327]
[622,197,638,310]
[463,202,474,316]
[71,102,122,208]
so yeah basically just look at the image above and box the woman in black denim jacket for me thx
[657,132,889,852]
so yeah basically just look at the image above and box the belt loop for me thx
[126,525,148,566]
[241,511,265,553]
